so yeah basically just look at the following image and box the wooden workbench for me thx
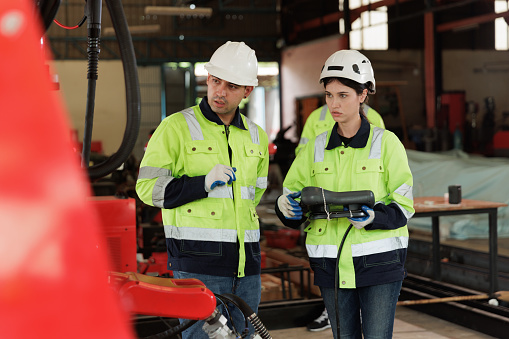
[413,197,507,294]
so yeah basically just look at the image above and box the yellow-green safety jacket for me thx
[136,98,269,277]
[282,116,414,288]
[295,104,385,155]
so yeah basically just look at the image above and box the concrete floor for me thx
[268,306,496,338]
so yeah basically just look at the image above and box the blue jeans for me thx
[172,271,261,339]
[320,280,402,339]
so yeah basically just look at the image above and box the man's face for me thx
[206,75,253,116]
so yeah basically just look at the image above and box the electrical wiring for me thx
[214,293,245,337]
[142,319,197,339]
[53,15,86,29]
[214,295,236,327]
[334,224,353,338]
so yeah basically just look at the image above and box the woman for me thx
[275,50,414,339]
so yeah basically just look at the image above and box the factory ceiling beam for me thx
[436,9,509,33]
[290,0,414,39]
[144,6,213,17]
[48,36,279,64]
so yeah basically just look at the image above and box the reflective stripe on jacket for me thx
[284,119,414,288]
[136,103,269,277]
[296,104,385,155]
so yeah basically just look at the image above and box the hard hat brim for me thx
[205,63,258,87]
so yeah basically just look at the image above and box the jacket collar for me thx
[326,114,371,150]
[199,96,247,130]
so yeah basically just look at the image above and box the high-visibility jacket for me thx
[295,104,385,155]
[282,117,414,288]
[136,99,269,278]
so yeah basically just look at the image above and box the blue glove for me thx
[204,164,237,192]
[277,191,303,220]
[347,205,375,229]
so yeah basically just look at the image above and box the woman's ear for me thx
[360,89,368,103]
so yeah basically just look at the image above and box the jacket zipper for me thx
[225,124,239,276]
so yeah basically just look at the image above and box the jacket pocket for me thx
[362,249,401,268]
[243,143,265,182]
[311,161,334,177]
[304,219,328,236]
[184,140,219,176]
[354,159,383,194]
[245,206,260,231]
[314,121,330,134]
[177,201,223,228]
[244,143,265,159]
[176,202,225,256]
[180,239,222,256]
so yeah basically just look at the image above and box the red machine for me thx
[92,196,138,272]
[93,197,216,320]
[0,0,217,337]
[0,0,134,337]
[109,272,216,320]
[440,91,466,135]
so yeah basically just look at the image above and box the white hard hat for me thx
[204,41,258,86]
[319,50,376,93]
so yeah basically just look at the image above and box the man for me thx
[136,41,269,339]
[295,103,385,155]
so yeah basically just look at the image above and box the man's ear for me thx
[244,86,254,98]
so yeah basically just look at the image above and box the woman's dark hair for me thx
[322,77,370,118]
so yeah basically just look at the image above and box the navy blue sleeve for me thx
[163,175,208,209]
[366,202,408,230]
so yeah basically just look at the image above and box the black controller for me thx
[300,187,375,220]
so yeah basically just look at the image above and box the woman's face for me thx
[325,79,367,124]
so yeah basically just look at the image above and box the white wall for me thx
[280,35,345,140]
[52,60,127,156]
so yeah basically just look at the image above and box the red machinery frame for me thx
[0,2,216,337]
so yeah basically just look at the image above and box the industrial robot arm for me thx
[108,272,272,339]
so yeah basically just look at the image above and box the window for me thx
[348,0,388,50]
[495,0,509,50]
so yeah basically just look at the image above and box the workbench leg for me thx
[432,216,441,280]
[489,211,499,295]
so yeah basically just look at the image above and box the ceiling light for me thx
[102,24,161,37]
[144,6,213,17]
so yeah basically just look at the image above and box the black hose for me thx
[142,319,197,339]
[81,0,102,168]
[247,314,271,339]
[334,224,353,339]
[81,74,97,168]
[85,0,140,179]
[220,293,272,339]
